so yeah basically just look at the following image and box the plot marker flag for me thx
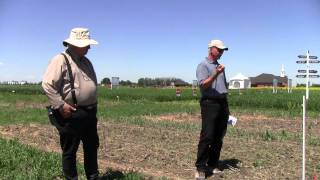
[228,115,237,126]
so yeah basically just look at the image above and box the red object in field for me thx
[176,88,181,97]
[314,174,317,180]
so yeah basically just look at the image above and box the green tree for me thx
[120,80,132,86]
[101,77,111,85]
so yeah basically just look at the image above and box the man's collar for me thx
[206,57,218,64]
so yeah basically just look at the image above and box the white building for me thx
[229,73,251,89]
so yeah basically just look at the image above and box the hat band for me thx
[73,31,90,40]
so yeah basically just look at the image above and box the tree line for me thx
[100,77,190,87]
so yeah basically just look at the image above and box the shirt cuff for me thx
[52,101,65,110]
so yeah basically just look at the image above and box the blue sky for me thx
[1,0,319,84]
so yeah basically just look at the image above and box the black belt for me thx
[78,104,97,110]
[201,97,227,102]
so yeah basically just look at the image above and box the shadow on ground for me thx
[219,158,241,171]
[100,169,126,180]
[206,158,242,178]
[99,168,144,180]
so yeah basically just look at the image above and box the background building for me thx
[250,73,288,87]
[229,73,251,89]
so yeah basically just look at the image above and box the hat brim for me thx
[221,47,229,51]
[63,38,98,48]
[209,45,228,51]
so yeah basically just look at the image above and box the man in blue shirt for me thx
[195,39,229,179]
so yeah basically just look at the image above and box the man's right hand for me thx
[59,103,77,119]
[216,64,225,74]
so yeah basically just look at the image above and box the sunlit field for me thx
[0,85,319,179]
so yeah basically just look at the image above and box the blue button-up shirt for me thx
[196,58,228,98]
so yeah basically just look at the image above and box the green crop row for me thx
[0,85,319,113]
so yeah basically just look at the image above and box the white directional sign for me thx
[298,55,318,59]
[296,51,318,101]
[298,70,318,73]
[296,75,307,78]
[296,75,320,78]
[296,60,307,64]
[309,60,320,63]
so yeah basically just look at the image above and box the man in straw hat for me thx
[195,39,230,179]
[42,27,99,180]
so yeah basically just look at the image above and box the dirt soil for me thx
[0,113,319,179]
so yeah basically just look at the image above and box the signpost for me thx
[296,51,319,100]
[287,79,292,93]
[272,78,278,93]
[192,80,198,97]
[192,88,197,97]
[111,77,120,90]
[296,51,319,180]
[302,96,306,180]
[192,80,198,87]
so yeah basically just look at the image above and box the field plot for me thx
[0,85,319,179]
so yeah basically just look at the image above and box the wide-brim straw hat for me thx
[63,27,98,48]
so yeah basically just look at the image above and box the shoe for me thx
[87,173,99,180]
[207,166,222,174]
[195,170,206,180]
[212,168,222,174]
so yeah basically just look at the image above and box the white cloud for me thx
[0,62,3,66]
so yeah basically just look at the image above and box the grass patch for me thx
[309,137,320,146]
[103,116,200,131]
[0,138,70,179]
[0,107,47,125]
[0,85,319,126]
[0,138,145,179]
[253,152,271,168]
[98,100,199,119]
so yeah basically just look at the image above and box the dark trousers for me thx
[195,98,229,171]
[56,107,99,180]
